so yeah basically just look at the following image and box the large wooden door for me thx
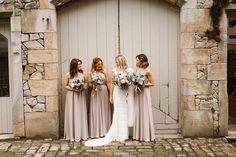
[58,0,119,133]
[120,0,179,133]
[0,20,12,134]
[58,0,179,134]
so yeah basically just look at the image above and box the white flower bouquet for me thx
[112,71,133,91]
[132,73,148,91]
[70,79,87,90]
[89,72,105,86]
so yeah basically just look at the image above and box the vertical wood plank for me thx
[87,0,98,68]
[167,7,179,122]
[77,0,89,69]
[150,0,163,124]
[105,0,118,71]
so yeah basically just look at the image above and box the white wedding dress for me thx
[85,68,134,147]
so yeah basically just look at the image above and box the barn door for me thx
[58,0,179,134]
[0,20,12,134]
[119,0,179,133]
[58,0,119,134]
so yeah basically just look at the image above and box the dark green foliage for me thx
[206,0,230,42]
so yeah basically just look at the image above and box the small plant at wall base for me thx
[206,0,230,42]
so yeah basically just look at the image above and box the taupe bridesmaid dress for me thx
[133,68,155,141]
[89,71,111,138]
[64,72,89,141]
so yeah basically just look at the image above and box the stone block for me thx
[23,40,44,49]
[13,122,25,137]
[207,63,227,80]
[164,0,178,5]
[182,110,213,136]
[44,33,58,49]
[182,80,211,95]
[181,9,212,32]
[21,9,56,33]
[10,16,21,32]
[21,34,29,42]
[46,96,58,112]
[181,49,210,64]
[11,31,21,53]
[181,33,195,48]
[25,112,59,138]
[181,64,197,79]
[45,63,58,79]
[28,50,58,63]
[197,0,213,8]
[219,11,227,33]
[0,4,13,13]
[182,0,197,9]
[218,42,227,63]
[39,0,55,9]
[28,80,58,96]
[182,95,195,110]
[218,81,228,136]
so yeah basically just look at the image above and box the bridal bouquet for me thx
[89,72,105,86]
[70,79,87,90]
[132,73,148,91]
[112,70,133,91]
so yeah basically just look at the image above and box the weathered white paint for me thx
[119,0,179,130]
[58,0,180,133]
[0,21,12,134]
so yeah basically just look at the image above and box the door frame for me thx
[0,9,25,137]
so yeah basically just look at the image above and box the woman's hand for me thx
[73,88,81,93]
[109,97,113,104]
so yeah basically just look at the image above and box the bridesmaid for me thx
[133,54,155,142]
[88,57,111,138]
[64,58,89,142]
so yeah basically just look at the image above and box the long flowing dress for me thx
[133,68,155,141]
[64,72,89,141]
[85,68,134,146]
[89,71,111,138]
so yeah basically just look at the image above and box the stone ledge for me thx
[0,4,13,15]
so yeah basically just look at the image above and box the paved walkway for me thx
[0,138,236,157]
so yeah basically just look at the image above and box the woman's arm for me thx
[86,71,93,89]
[109,83,114,104]
[103,69,111,92]
[64,73,73,91]
[64,73,81,93]
[145,71,155,87]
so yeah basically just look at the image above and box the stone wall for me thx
[0,0,59,138]
[181,0,228,136]
[21,0,59,138]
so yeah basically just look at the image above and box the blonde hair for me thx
[115,54,128,70]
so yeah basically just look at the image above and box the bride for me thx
[85,54,134,146]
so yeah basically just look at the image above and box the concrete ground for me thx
[0,137,236,157]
